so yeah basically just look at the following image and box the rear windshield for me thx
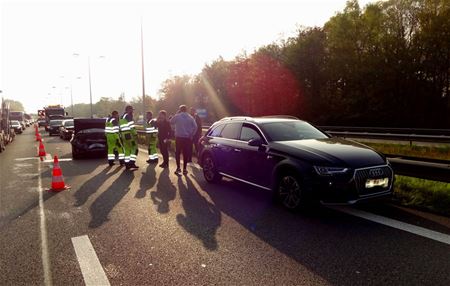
[261,121,328,141]
[50,120,63,126]
[64,120,74,127]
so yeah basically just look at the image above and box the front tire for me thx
[202,154,222,183]
[276,172,306,210]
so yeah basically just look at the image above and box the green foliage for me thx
[155,0,450,127]
[68,93,129,118]
[5,99,25,111]
[394,176,450,216]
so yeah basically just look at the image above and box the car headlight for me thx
[314,166,349,176]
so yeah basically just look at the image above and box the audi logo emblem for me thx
[369,168,383,177]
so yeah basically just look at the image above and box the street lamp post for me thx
[141,20,146,120]
[88,56,93,118]
[73,53,103,118]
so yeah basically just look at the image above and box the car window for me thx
[261,121,328,141]
[220,123,241,140]
[208,124,225,137]
[50,120,63,126]
[240,124,263,142]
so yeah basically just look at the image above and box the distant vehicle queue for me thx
[1,97,37,153]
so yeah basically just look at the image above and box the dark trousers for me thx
[175,137,192,170]
[158,138,169,165]
[192,134,200,156]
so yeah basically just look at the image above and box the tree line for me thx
[155,0,450,127]
[61,0,449,127]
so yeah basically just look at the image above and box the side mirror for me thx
[248,138,263,147]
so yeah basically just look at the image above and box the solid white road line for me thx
[15,157,39,161]
[43,158,72,163]
[330,206,450,245]
[38,159,53,286]
[71,235,110,286]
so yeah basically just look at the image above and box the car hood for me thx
[270,137,386,168]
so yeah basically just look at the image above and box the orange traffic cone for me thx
[38,139,46,158]
[36,132,42,141]
[46,155,70,192]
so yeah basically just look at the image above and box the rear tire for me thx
[202,154,222,183]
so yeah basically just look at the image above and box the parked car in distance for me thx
[198,116,394,210]
[48,119,64,136]
[59,119,74,140]
[71,118,107,159]
[10,120,22,134]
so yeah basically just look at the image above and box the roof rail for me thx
[219,116,254,121]
[259,115,300,120]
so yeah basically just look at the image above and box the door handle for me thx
[234,148,241,152]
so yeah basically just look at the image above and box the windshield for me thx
[64,120,74,127]
[10,120,20,126]
[261,121,329,141]
[50,120,63,126]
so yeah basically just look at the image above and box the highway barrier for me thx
[318,126,450,144]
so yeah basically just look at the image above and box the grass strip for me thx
[359,142,450,160]
[393,175,450,217]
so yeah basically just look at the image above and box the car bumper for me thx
[313,165,394,205]
[72,142,107,157]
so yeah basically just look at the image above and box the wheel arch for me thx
[271,158,311,190]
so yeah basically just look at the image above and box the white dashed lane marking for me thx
[71,235,110,286]
[330,206,450,245]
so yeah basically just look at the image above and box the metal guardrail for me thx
[322,131,450,144]
[318,126,450,136]
[137,125,450,182]
[387,157,450,183]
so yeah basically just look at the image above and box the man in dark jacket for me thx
[155,110,171,168]
[190,107,202,157]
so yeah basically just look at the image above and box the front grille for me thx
[354,165,393,196]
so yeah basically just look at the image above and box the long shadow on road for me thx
[150,168,176,214]
[176,175,221,251]
[89,170,135,228]
[189,168,450,285]
[73,165,122,207]
[135,164,157,199]
[0,191,57,229]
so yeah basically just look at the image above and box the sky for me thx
[1,0,372,113]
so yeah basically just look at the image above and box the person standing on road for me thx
[189,107,202,158]
[105,111,125,166]
[170,105,197,176]
[155,110,171,168]
[145,111,159,164]
[120,105,139,170]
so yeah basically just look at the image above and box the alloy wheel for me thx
[278,175,302,209]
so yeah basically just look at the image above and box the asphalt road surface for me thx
[1,127,449,286]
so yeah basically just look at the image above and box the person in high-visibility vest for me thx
[120,105,139,170]
[145,111,159,164]
[105,110,125,166]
